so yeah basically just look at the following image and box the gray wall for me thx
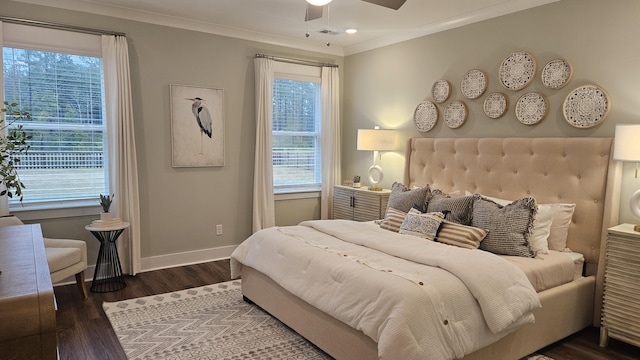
[0,0,339,267]
[2,0,639,270]
[343,0,640,224]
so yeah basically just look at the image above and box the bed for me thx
[231,137,621,359]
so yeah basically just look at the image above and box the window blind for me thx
[3,46,106,204]
[272,78,321,190]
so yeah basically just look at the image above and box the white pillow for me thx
[546,203,576,251]
[466,192,571,254]
[527,204,556,254]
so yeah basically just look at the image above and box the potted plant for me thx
[352,175,361,188]
[0,101,32,203]
[99,193,114,221]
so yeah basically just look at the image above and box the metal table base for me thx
[88,227,127,292]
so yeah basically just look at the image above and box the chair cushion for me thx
[46,247,82,273]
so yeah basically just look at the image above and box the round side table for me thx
[85,222,130,292]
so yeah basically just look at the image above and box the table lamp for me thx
[613,124,640,231]
[357,127,397,191]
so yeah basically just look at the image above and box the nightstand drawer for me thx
[601,223,640,348]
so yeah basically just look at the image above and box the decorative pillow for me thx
[472,196,536,257]
[468,192,573,254]
[379,207,407,232]
[472,194,553,254]
[436,220,488,249]
[547,203,576,251]
[399,210,444,240]
[386,182,430,213]
[426,189,474,225]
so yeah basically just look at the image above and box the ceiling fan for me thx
[305,0,407,21]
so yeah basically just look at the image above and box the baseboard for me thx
[53,245,236,287]
[139,245,236,273]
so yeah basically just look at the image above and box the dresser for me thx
[332,185,390,222]
[0,224,57,359]
[600,223,640,348]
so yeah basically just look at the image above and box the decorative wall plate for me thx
[461,69,487,99]
[563,84,610,128]
[515,92,548,125]
[542,58,572,89]
[483,92,509,119]
[499,51,536,91]
[413,100,438,132]
[432,79,451,103]
[444,100,467,128]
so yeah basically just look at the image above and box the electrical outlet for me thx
[216,224,223,236]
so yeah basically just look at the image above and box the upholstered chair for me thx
[0,216,89,299]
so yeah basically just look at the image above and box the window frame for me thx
[272,62,322,197]
[2,22,106,218]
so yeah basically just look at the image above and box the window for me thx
[2,24,107,211]
[272,63,322,194]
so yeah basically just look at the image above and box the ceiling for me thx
[11,0,559,56]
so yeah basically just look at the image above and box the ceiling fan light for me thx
[345,28,358,34]
[306,0,333,6]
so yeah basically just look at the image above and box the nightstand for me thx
[600,223,640,348]
[332,185,390,221]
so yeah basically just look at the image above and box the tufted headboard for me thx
[403,137,621,277]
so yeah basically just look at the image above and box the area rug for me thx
[103,280,331,359]
[104,280,553,360]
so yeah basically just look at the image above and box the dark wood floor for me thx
[54,259,639,360]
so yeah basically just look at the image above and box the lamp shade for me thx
[306,0,332,6]
[357,129,396,151]
[614,124,640,162]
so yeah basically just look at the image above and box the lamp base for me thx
[368,164,383,191]
[630,189,640,232]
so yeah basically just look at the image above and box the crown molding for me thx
[10,0,346,56]
[11,0,559,57]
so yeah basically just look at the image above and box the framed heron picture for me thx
[170,84,225,167]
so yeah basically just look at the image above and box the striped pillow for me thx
[436,220,488,249]
[379,207,407,232]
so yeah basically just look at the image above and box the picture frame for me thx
[170,84,225,167]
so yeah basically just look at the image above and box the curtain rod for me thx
[255,53,338,68]
[0,15,126,37]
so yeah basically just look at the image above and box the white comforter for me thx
[231,220,541,360]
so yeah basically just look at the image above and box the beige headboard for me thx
[403,137,621,277]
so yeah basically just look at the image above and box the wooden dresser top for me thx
[0,224,56,343]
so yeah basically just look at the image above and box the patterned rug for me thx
[104,280,553,360]
[103,280,331,359]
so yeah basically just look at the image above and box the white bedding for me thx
[501,250,580,292]
[231,220,541,360]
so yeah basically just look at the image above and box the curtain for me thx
[102,35,141,275]
[252,57,275,232]
[320,66,341,220]
[0,21,7,217]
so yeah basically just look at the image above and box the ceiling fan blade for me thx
[361,0,407,10]
[305,4,324,21]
